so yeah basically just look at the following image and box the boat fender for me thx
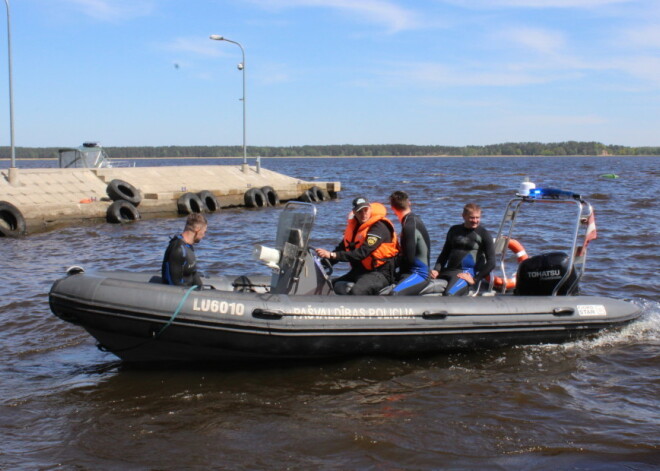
[0,201,26,237]
[244,188,267,208]
[310,185,327,202]
[298,188,317,203]
[106,200,141,224]
[177,192,205,214]
[197,190,219,212]
[488,238,528,290]
[106,179,142,206]
[260,186,280,206]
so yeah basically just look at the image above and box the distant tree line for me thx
[1,141,658,159]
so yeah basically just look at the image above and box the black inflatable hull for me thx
[49,271,642,364]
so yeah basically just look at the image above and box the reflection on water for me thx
[1,156,658,469]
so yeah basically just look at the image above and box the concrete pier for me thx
[0,165,340,235]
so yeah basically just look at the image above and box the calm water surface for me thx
[1,156,658,470]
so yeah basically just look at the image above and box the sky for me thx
[1,0,658,147]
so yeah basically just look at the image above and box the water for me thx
[1,156,658,469]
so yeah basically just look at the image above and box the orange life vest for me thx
[342,202,399,271]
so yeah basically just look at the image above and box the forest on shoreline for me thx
[1,141,658,159]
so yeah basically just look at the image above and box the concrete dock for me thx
[0,165,340,235]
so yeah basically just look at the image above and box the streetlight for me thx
[209,34,247,173]
[4,0,17,184]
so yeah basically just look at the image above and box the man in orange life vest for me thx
[316,196,399,295]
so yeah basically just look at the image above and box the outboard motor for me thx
[515,252,578,295]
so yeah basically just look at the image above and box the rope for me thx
[97,284,198,354]
[154,285,198,338]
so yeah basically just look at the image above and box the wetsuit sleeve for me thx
[433,227,453,272]
[474,227,496,283]
[400,216,417,268]
[335,221,391,263]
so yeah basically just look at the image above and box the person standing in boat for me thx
[316,196,399,295]
[161,213,208,288]
[389,191,432,295]
[430,203,495,296]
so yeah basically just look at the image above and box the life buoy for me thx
[177,192,205,214]
[197,190,219,212]
[260,186,280,206]
[489,238,528,290]
[244,188,267,208]
[0,201,26,237]
[106,179,142,206]
[106,200,140,224]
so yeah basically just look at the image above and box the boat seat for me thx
[419,278,448,296]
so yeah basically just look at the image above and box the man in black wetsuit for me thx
[161,213,208,288]
[389,191,432,295]
[431,203,495,296]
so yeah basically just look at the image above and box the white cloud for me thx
[620,25,660,49]
[163,37,225,58]
[443,0,633,8]
[249,0,421,32]
[496,27,567,55]
[62,0,155,21]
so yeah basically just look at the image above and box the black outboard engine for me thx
[515,252,578,295]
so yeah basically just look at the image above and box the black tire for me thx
[197,190,219,212]
[106,200,140,224]
[310,185,328,201]
[244,188,267,208]
[0,201,26,237]
[260,186,280,206]
[177,192,205,215]
[298,188,315,202]
[106,179,142,206]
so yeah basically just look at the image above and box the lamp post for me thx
[209,34,247,173]
[4,0,17,184]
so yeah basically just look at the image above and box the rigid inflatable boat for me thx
[49,182,642,363]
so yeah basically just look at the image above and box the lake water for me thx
[1,156,658,469]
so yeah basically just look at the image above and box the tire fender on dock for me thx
[197,190,219,212]
[106,200,141,224]
[177,192,205,214]
[260,186,280,206]
[106,179,142,206]
[0,201,26,237]
[244,188,267,208]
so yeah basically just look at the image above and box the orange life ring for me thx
[489,238,528,290]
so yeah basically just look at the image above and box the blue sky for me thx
[1,0,658,147]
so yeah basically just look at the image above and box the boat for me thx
[49,181,642,364]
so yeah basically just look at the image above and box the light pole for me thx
[4,0,17,184]
[209,34,247,173]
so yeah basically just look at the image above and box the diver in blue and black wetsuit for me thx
[389,191,432,295]
[431,203,495,296]
[162,213,208,288]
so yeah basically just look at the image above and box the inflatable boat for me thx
[49,182,642,363]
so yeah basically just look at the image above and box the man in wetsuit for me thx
[431,203,495,296]
[389,191,432,295]
[316,196,399,295]
[161,213,208,288]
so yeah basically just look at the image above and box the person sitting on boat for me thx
[161,213,208,288]
[316,196,399,295]
[430,203,495,296]
[389,190,432,295]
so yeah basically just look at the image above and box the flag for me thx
[576,211,597,257]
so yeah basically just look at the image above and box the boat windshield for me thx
[270,202,316,294]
